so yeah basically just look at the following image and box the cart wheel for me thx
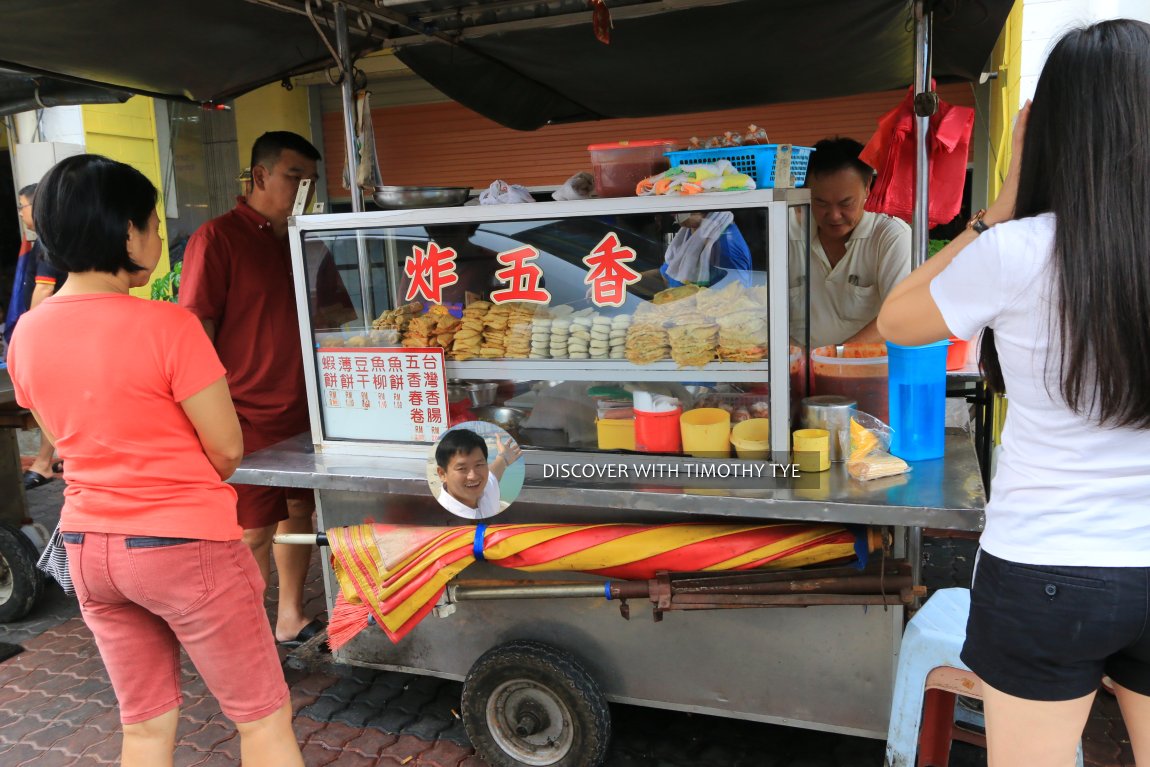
[462,640,611,767]
[0,522,43,623]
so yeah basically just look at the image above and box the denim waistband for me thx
[59,533,196,548]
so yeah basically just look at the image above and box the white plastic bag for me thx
[478,180,535,205]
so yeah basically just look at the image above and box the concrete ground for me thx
[0,435,1136,766]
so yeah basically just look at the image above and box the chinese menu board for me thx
[317,347,448,442]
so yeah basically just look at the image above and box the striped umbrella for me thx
[328,522,871,647]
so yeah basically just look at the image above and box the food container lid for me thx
[587,139,677,151]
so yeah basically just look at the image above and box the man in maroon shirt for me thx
[180,131,326,645]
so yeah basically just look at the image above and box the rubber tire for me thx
[462,640,611,767]
[0,522,44,623]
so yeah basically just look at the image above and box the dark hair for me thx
[435,427,488,469]
[17,183,37,201]
[250,131,321,172]
[806,137,874,187]
[34,154,157,275]
[981,19,1150,428]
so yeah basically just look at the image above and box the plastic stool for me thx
[885,587,1085,767]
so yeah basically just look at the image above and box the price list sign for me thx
[316,347,448,443]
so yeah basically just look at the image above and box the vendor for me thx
[789,138,910,349]
[434,427,521,519]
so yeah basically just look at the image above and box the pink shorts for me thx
[61,532,289,724]
[234,485,315,530]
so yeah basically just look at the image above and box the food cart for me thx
[229,185,986,765]
[0,0,1011,761]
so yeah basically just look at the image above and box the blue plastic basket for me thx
[664,144,815,188]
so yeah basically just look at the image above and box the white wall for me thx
[1020,1,1150,103]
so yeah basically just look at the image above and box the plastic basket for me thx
[664,144,815,188]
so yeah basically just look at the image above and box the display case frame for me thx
[287,188,810,459]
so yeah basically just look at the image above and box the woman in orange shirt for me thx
[6,154,303,767]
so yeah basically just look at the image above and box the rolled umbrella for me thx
[326,522,874,647]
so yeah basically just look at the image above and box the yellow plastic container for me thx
[596,418,636,451]
[680,408,732,458]
[793,428,830,472]
[730,418,771,459]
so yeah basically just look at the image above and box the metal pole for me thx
[334,2,375,326]
[909,0,933,600]
[911,0,932,269]
[334,2,363,213]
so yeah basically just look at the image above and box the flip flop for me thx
[23,471,54,491]
[278,618,327,648]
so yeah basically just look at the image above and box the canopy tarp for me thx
[0,67,131,117]
[0,0,1013,130]
[393,0,1014,130]
[0,0,379,104]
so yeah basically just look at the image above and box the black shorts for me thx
[961,550,1150,701]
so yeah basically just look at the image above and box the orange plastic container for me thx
[588,140,676,197]
[634,406,683,454]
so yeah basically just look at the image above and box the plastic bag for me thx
[847,412,908,481]
[849,411,891,461]
[552,172,595,201]
[479,180,535,205]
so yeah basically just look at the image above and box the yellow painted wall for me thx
[987,2,1023,446]
[233,82,313,170]
[82,98,170,298]
[989,2,1023,198]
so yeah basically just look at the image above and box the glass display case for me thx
[288,190,811,459]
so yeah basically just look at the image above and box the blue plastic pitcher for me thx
[887,340,949,461]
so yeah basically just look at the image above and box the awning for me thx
[0,1,1013,130]
[390,0,1014,130]
[0,0,380,104]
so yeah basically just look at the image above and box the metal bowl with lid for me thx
[372,185,471,209]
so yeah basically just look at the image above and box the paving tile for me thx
[291,714,328,744]
[15,747,78,766]
[303,719,361,751]
[0,713,56,743]
[176,722,234,754]
[342,727,400,758]
[416,739,474,767]
[0,744,43,765]
[54,724,115,758]
[383,734,435,763]
[299,741,342,766]
[25,721,91,751]
[77,735,120,764]
[184,752,236,767]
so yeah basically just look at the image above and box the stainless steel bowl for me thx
[372,185,471,209]
[471,406,528,432]
[467,382,498,407]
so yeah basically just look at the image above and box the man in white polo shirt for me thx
[789,137,911,349]
[435,427,522,519]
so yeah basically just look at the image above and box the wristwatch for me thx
[967,209,991,234]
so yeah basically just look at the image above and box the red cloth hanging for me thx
[861,85,974,228]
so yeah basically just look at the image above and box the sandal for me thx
[277,618,327,648]
[23,470,54,491]
[52,460,64,474]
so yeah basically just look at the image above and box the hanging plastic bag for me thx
[861,84,974,228]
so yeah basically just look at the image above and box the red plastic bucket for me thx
[946,337,969,370]
[634,407,683,453]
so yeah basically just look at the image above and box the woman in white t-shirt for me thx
[878,19,1150,767]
